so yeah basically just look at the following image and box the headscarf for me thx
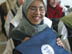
[47,0,62,18]
[11,0,48,40]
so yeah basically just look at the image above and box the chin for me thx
[33,22,41,25]
[52,5,56,8]
[34,23,40,25]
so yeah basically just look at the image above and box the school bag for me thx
[13,27,70,54]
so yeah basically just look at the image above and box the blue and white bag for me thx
[14,27,70,54]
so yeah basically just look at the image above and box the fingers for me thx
[56,38,64,47]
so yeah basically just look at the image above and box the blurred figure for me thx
[3,0,24,54]
[46,0,63,32]
[47,0,63,18]
[17,0,24,7]
[61,13,72,51]
[46,0,71,52]
[5,0,24,36]
[0,5,7,36]
[10,0,24,33]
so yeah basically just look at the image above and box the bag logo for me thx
[41,44,54,54]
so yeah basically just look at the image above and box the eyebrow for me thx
[30,6,44,8]
[30,6,36,8]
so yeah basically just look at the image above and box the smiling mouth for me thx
[33,16,40,22]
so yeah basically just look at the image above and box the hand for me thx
[22,37,30,42]
[56,38,64,47]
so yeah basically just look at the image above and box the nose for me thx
[35,8,40,15]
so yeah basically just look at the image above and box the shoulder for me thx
[43,17,52,28]
[9,28,25,40]
[10,6,22,27]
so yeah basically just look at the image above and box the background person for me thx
[46,0,71,51]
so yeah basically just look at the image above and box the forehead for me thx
[29,0,44,7]
[50,0,59,1]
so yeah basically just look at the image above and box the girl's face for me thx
[26,0,45,24]
[49,0,59,8]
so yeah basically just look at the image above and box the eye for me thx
[29,6,45,12]
[40,7,45,11]
[30,7,36,11]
